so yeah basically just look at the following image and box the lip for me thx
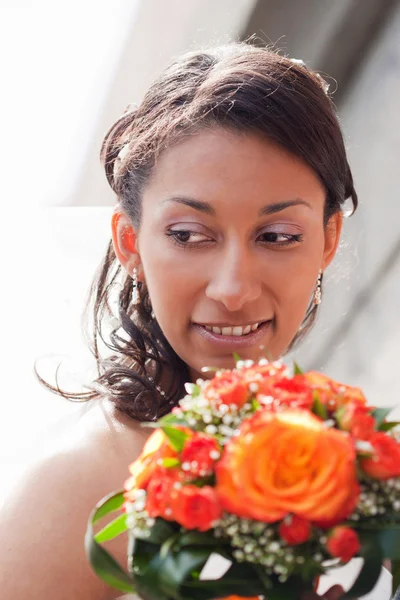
[193,320,272,349]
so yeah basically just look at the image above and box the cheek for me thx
[278,272,315,328]
[267,243,324,344]
[138,237,200,327]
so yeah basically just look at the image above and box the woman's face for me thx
[119,128,341,380]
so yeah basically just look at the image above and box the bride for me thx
[0,42,386,599]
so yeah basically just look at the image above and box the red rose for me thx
[351,412,376,440]
[145,467,178,520]
[360,432,400,480]
[181,433,221,477]
[170,484,222,531]
[258,375,314,411]
[203,371,249,408]
[326,526,360,563]
[338,402,376,440]
[279,515,311,545]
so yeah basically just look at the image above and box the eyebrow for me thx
[162,196,312,216]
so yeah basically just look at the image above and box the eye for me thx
[258,232,303,246]
[166,229,212,247]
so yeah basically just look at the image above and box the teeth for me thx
[204,323,260,336]
[232,326,243,336]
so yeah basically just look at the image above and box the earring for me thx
[313,269,323,305]
[132,268,140,305]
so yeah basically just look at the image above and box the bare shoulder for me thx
[0,398,151,600]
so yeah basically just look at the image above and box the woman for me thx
[0,43,360,599]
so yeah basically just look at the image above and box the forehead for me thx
[144,128,325,209]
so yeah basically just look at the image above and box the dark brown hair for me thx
[36,42,357,421]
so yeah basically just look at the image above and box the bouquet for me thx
[86,358,400,599]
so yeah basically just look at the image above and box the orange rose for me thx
[360,432,400,480]
[170,484,222,531]
[124,429,178,499]
[216,409,359,527]
[304,372,367,411]
[203,371,249,408]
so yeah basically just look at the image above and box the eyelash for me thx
[166,229,304,249]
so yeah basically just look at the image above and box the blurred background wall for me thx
[2,0,400,500]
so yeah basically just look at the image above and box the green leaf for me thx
[132,536,163,572]
[135,546,211,600]
[312,392,328,420]
[355,519,400,530]
[139,518,177,545]
[251,562,273,590]
[392,559,400,594]
[174,530,224,551]
[232,352,241,363]
[95,513,128,543]
[85,536,135,593]
[161,425,189,452]
[160,533,181,559]
[376,529,400,559]
[372,407,393,428]
[162,457,181,468]
[183,563,309,600]
[379,421,400,432]
[92,490,125,524]
[293,362,304,375]
[159,413,190,427]
[251,398,261,410]
[181,559,268,599]
[85,491,135,593]
[265,576,310,600]
[342,533,383,599]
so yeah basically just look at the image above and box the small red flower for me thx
[360,432,400,480]
[170,484,222,531]
[203,371,249,408]
[145,467,179,520]
[181,433,221,477]
[337,402,376,440]
[279,515,311,545]
[326,526,360,563]
[258,375,314,411]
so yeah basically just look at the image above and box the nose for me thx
[205,245,262,312]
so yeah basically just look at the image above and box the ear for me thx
[322,211,343,270]
[111,208,143,279]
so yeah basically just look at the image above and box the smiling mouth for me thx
[196,321,269,337]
